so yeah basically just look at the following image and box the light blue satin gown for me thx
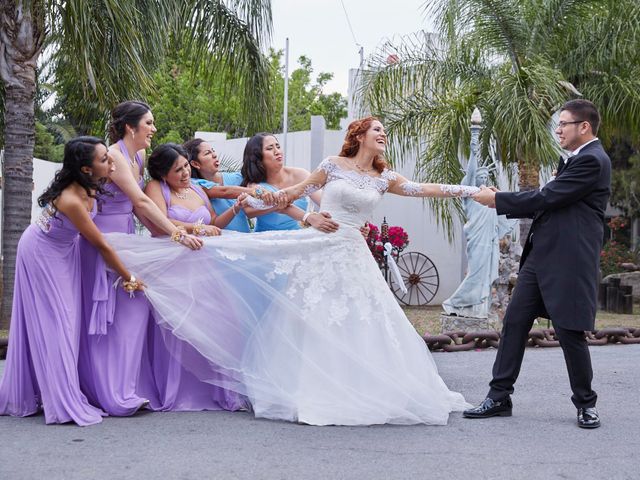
[193,172,250,233]
[253,182,309,232]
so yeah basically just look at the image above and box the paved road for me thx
[1,344,638,480]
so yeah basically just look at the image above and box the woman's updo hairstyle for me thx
[183,138,207,179]
[108,100,151,143]
[147,143,189,181]
[240,133,273,186]
[338,116,387,173]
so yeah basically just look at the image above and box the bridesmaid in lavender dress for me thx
[0,137,144,426]
[145,144,246,235]
[78,102,202,416]
[143,143,247,411]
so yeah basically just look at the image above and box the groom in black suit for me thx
[465,99,611,428]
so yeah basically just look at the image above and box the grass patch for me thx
[0,309,636,341]
[403,305,640,336]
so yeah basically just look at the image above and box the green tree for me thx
[33,122,56,161]
[146,50,347,144]
[0,0,273,328]
[361,0,640,240]
[608,139,640,220]
[268,52,347,132]
[149,52,249,142]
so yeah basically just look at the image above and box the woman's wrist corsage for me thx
[192,218,207,236]
[170,226,187,243]
[122,275,141,294]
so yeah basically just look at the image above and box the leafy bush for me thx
[600,217,637,276]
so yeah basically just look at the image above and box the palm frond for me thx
[182,0,273,133]
[50,0,177,131]
[524,0,601,55]
[219,152,242,172]
[228,0,273,46]
[424,0,528,70]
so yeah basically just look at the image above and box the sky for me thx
[270,0,435,95]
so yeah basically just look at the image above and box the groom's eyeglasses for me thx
[557,120,585,129]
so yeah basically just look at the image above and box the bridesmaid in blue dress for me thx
[184,139,253,233]
[0,137,143,426]
[142,143,247,411]
[240,133,334,232]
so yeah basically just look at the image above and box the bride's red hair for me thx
[338,116,388,173]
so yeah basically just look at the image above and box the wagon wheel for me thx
[390,251,439,306]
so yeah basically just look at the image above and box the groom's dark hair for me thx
[561,99,600,135]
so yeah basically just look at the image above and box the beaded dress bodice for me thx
[317,158,394,228]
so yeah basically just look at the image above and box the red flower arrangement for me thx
[388,226,409,250]
[365,222,409,268]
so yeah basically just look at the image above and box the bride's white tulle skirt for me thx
[107,227,470,425]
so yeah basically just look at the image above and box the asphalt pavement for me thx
[1,344,638,480]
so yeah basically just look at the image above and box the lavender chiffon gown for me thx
[0,205,106,426]
[146,181,245,411]
[78,141,152,415]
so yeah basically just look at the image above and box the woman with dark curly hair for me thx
[0,137,144,426]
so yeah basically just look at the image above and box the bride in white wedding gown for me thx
[107,117,477,425]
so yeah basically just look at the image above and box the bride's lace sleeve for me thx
[280,158,332,201]
[386,171,480,198]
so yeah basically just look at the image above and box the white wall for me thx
[0,157,62,230]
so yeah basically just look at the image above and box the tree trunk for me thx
[517,158,540,247]
[0,1,44,329]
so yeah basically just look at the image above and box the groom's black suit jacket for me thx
[495,140,611,331]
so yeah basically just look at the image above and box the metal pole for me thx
[381,217,389,281]
[283,37,289,160]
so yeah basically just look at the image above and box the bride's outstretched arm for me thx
[386,172,480,198]
[245,168,328,210]
[278,165,329,202]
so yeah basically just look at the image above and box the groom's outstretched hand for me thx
[473,186,499,208]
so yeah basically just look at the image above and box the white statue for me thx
[442,112,516,319]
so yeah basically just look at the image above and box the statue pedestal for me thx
[440,313,501,333]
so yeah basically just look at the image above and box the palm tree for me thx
[361,0,640,239]
[0,0,273,328]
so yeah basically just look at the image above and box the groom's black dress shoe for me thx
[463,397,512,418]
[577,407,600,429]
